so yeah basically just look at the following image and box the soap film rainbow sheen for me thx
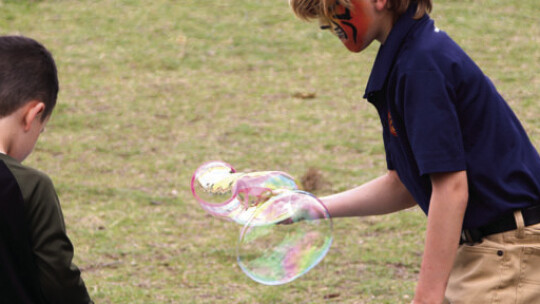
[190,161,298,224]
[191,161,333,285]
[237,190,333,285]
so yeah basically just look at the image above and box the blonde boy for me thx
[290,0,540,303]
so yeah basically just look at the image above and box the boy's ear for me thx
[22,101,46,132]
[372,0,388,11]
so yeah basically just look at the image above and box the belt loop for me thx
[514,210,525,239]
[461,230,472,244]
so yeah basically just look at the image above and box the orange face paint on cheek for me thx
[332,1,373,52]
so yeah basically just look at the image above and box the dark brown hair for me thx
[0,36,58,121]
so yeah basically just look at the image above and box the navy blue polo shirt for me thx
[364,5,540,229]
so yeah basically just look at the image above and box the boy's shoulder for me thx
[394,19,483,84]
[400,23,467,71]
[0,153,55,202]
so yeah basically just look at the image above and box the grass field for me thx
[1,0,539,303]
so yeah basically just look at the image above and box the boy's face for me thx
[320,0,375,52]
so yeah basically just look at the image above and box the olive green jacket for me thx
[0,153,92,303]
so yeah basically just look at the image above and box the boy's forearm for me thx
[413,171,468,304]
[321,170,416,218]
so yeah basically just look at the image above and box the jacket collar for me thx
[364,4,427,100]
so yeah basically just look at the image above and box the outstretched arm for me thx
[321,170,417,218]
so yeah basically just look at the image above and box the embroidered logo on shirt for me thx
[388,111,398,137]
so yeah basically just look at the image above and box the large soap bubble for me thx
[191,161,333,285]
[237,190,333,285]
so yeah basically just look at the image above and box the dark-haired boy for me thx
[0,35,93,303]
[289,0,540,303]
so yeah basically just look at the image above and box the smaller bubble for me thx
[191,161,298,224]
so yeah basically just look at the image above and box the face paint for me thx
[320,1,374,52]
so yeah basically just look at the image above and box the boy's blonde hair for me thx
[290,0,432,21]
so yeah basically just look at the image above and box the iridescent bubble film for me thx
[191,161,333,285]
[191,161,298,224]
[237,190,333,285]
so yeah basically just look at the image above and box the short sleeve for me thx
[396,70,467,175]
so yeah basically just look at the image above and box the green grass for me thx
[1,0,539,303]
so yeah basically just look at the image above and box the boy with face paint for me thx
[290,0,540,303]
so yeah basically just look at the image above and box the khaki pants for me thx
[445,211,540,304]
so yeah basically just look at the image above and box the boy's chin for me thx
[342,41,370,53]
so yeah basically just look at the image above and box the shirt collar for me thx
[0,152,18,164]
[364,4,427,99]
